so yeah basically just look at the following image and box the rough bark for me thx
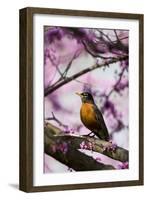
[44,123,129,171]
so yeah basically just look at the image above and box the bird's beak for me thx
[75,92,82,97]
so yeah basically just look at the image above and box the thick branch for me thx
[45,139,114,171]
[45,55,128,96]
[44,123,128,171]
[45,123,115,171]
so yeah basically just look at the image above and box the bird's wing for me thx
[93,104,109,140]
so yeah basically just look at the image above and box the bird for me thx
[76,92,109,141]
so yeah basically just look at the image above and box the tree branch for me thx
[44,55,128,96]
[82,39,115,59]
[52,53,77,87]
[107,64,127,98]
[46,112,68,129]
[96,29,115,44]
[114,29,120,43]
[44,122,128,171]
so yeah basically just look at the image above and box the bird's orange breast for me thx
[80,103,97,130]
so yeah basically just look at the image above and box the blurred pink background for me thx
[44,27,129,173]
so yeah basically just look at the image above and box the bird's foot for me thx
[102,140,117,152]
[87,132,95,137]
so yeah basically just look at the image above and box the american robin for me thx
[76,92,109,141]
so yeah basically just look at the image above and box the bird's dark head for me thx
[76,92,95,103]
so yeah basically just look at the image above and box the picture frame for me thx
[19,7,144,192]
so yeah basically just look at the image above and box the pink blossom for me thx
[118,162,129,169]
[102,142,117,152]
[80,141,93,150]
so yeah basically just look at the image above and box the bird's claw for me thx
[87,132,95,137]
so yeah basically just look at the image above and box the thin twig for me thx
[62,53,77,77]
[82,39,115,59]
[107,65,127,98]
[114,29,120,43]
[51,53,77,87]
[46,112,68,128]
[96,29,114,44]
[54,64,64,77]
[44,55,128,96]
[116,36,128,41]
[96,29,128,44]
